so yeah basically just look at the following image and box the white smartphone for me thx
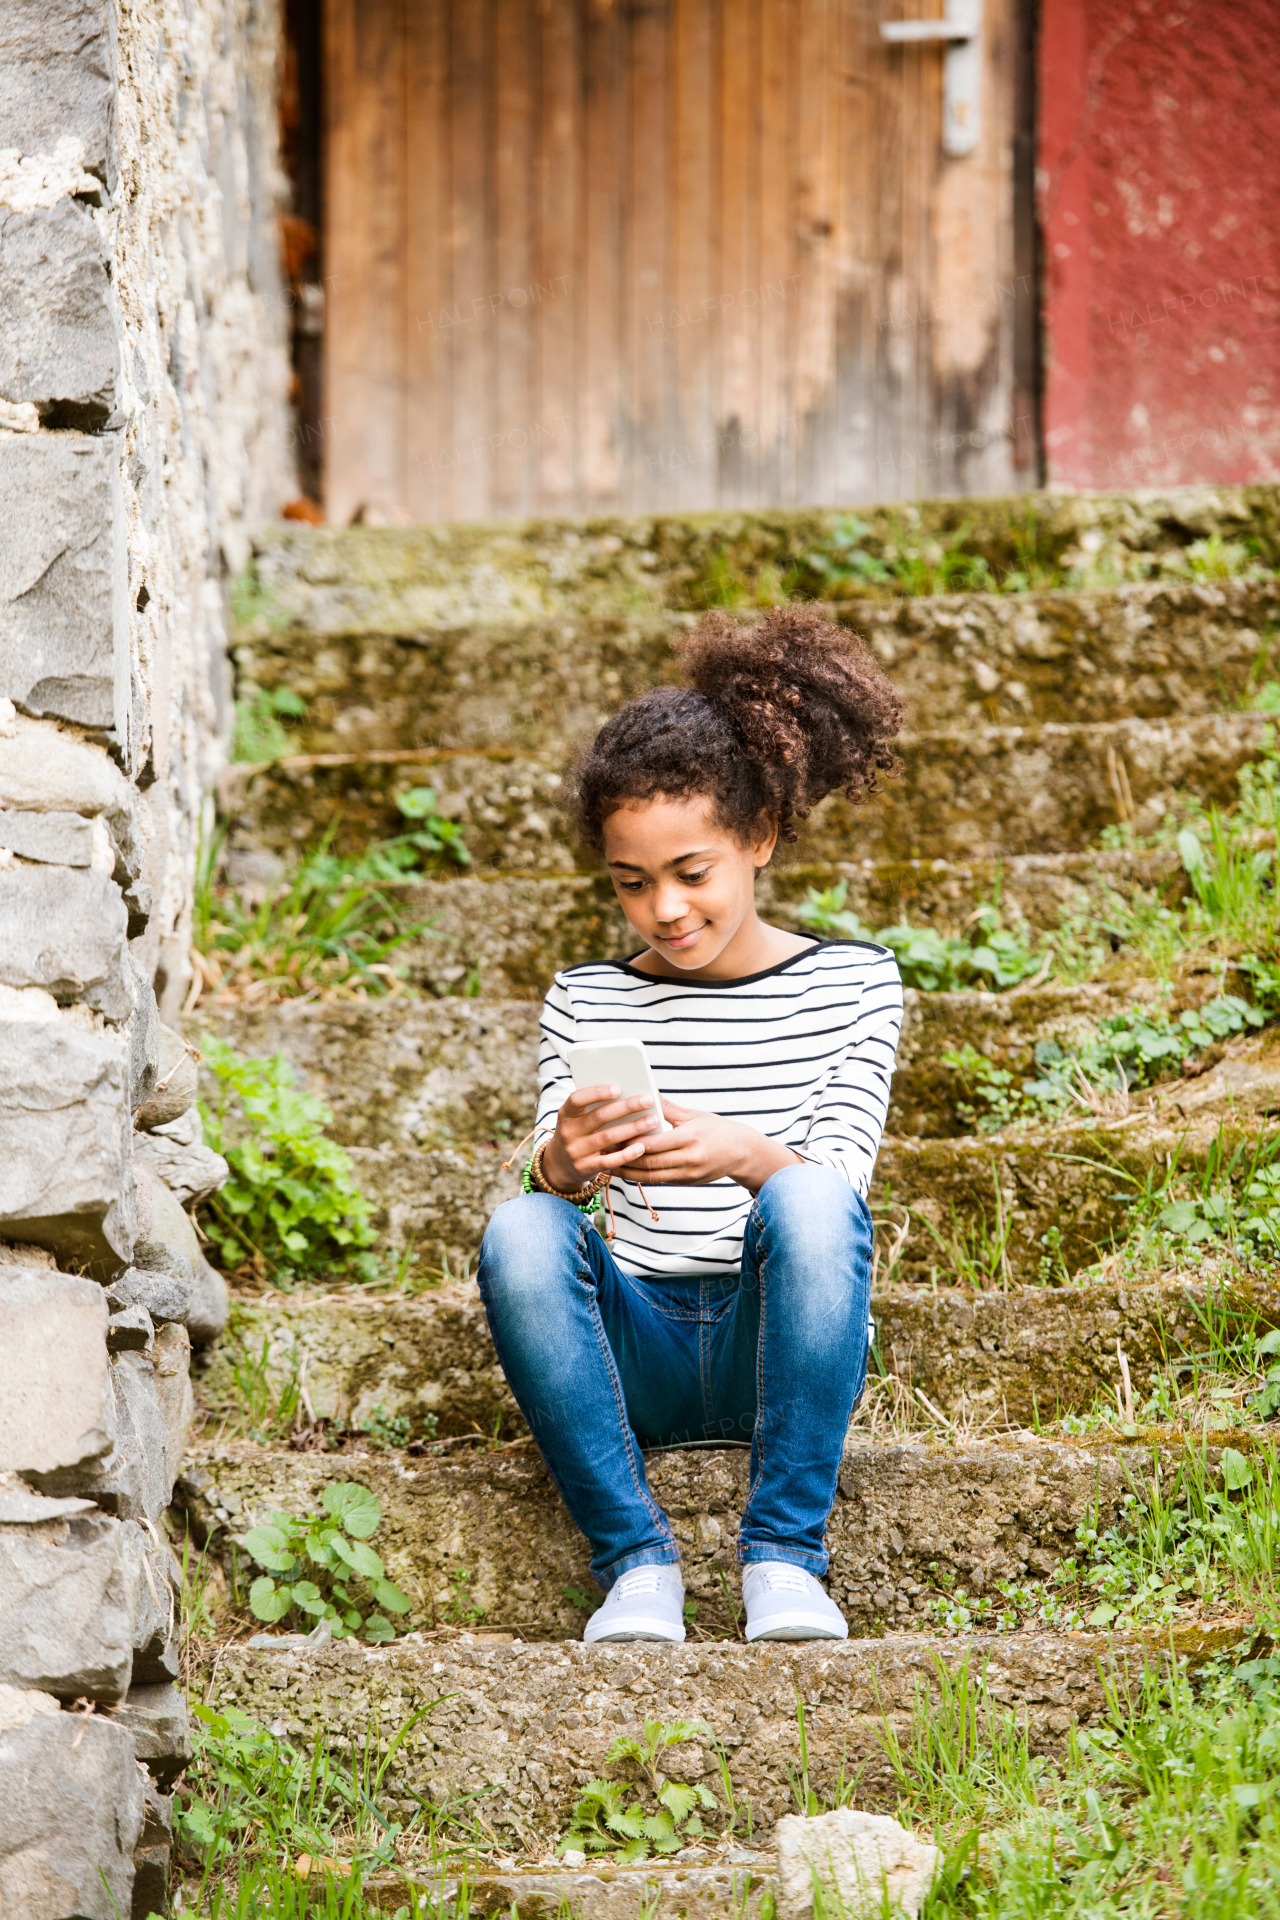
[567,1037,673,1134]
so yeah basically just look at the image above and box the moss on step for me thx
[190,976,1233,1150]
[197,1270,1280,1442]
[236,485,1280,649]
[201,1628,1175,1846]
[221,713,1269,873]
[229,575,1280,763]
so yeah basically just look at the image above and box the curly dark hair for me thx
[565,604,904,852]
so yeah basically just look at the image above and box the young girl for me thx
[478,605,904,1643]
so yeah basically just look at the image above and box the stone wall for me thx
[0,2,288,1911]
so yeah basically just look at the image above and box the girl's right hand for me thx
[540,1084,663,1190]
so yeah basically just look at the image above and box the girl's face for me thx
[601,793,778,978]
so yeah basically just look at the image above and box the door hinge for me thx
[880,0,982,158]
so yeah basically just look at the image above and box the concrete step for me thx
[176,1428,1231,1645]
[197,848,1180,1004]
[201,1625,1211,1855]
[191,976,1221,1150]
[186,1023,1280,1276]
[233,487,1280,759]
[220,712,1269,871]
[196,1267,1280,1441]
[229,576,1280,760]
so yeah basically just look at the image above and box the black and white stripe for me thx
[535,938,903,1278]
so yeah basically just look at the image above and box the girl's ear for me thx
[750,815,780,869]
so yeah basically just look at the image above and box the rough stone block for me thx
[0,1706,144,1919]
[135,1023,198,1127]
[188,1255,230,1347]
[0,804,97,863]
[0,1019,136,1271]
[109,1682,192,1788]
[0,2,116,182]
[107,1264,193,1327]
[133,1105,229,1205]
[128,956,159,1112]
[108,1303,154,1351]
[0,1266,114,1475]
[0,1508,140,1701]
[777,1811,939,1920]
[0,199,116,424]
[0,432,120,728]
[0,864,130,1017]
[151,1319,194,1493]
[134,1173,230,1343]
[131,1526,180,1686]
[132,1775,172,1920]
[74,1352,171,1525]
[0,713,140,879]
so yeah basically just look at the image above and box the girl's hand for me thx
[540,1084,665,1191]
[624,1098,801,1194]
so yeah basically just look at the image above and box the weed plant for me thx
[241,1482,412,1641]
[198,1039,377,1285]
[798,882,1044,992]
[192,820,437,1008]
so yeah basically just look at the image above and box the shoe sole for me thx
[745,1617,848,1642]
[584,1622,686,1644]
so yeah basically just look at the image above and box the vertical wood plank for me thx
[323,0,407,524]
[716,0,756,505]
[492,0,535,515]
[626,0,671,509]
[757,0,796,503]
[535,0,581,509]
[404,0,448,523]
[449,0,493,518]
[668,0,715,511]
[582,0,626,507]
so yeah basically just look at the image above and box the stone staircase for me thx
[184,487,1280,1907]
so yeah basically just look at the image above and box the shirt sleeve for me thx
[535,973,578,1144]
[794,946,903,1195]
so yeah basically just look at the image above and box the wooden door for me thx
[323,0,1033,523]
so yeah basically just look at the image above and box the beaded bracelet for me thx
[522,1142,605,1216]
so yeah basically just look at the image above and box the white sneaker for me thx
[583,1563,686,1644]
[742,1562,849,1642]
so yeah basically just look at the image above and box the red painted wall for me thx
[1038,0,1280,490]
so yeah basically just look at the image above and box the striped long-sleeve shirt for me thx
[534,938,903,1278]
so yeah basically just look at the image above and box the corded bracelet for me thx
[522,1142,605,1216]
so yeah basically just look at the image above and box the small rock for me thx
[106,1263,192,1326]
[133,1104,228,1206]
[776,1809,940,1920]
[134,1025,198,1129]
[186,1254,230,1347]
[109,1681,192,1788]
[107,1303,154,1351]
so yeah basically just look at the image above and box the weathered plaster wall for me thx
[1039,0,1280,491]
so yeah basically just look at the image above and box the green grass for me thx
[906,1646,1280,1918]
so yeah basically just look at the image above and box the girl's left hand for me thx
[623,1098,800,1193]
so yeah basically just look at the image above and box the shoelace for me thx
[610,1567,669,1601]
[751,1564,812,1594]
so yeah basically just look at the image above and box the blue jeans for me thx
[477,1162,873,1591]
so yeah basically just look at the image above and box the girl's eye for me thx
[679,869,710,885]
[618,879,646,894]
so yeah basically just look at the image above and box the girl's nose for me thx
[652,882,690,923]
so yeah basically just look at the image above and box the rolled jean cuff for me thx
[737,1543,829,1576]
[598,1540,683,1593]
